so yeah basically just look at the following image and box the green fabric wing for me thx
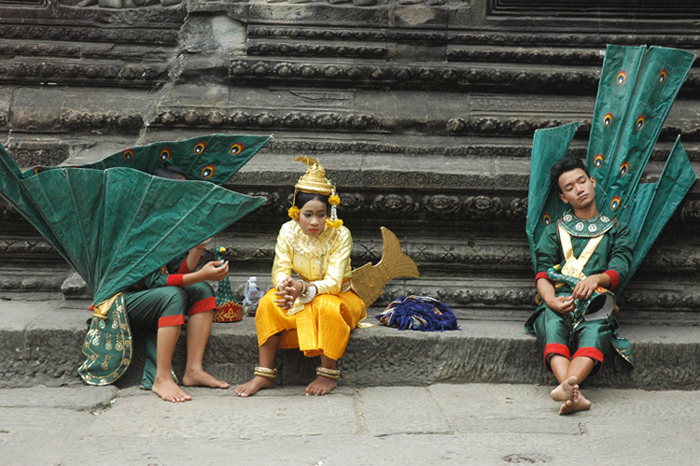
[0,145,74,269]
[23,134,270,186]
[527,45,696,286]
[526,122,582,271]
[617,137,696,291]
[20,167,265,304]
[586,45,645,195]
[586,45,694,218]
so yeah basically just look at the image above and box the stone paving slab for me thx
[0,407,95,466]
[428,383,583,435]
[2,383,700,466]
[0,385,117,411]
[88,391,361,439]
[357,386,452,436]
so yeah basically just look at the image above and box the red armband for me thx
[178,258,191,274]
[167,274,184,287]
[535,271,551,286]
[603,270,620,289]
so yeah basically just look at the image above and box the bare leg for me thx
[550,355,594,415]
[182,310,229,389]
[234,334,280,397]
[151,325,192,402]
[549,354,576,401]
[305,354,338,396]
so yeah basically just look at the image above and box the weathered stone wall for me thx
[1,0,699,323]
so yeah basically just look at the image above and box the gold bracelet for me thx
[254,366,278,379]
[316,366,340,380]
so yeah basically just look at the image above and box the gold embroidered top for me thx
[271,220,353,295]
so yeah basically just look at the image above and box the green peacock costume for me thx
[0,134,270,386]
[525,45,697,373]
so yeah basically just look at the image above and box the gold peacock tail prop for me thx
[350,227,419,307]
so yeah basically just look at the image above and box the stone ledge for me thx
[1,299,699,390]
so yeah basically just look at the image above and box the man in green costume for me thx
[0,134,272,403]
[120,242,230,402]
[525,45,696,415]
[525,156,633,415]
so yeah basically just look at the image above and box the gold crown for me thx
[294,156,333,195]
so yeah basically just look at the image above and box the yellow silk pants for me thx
[255,289,367,361]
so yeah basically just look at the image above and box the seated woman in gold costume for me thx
[235,156,366,397]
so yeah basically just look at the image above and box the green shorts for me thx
[527,305,614,374]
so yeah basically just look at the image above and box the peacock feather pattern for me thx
[0,134,270,305]
[23,134,270,186]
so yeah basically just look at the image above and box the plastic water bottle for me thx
[243,276,261,317]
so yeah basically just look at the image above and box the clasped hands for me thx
[274,277,304,310]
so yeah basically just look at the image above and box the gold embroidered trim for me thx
[93,292,125,319]
[282,220,338,259]
[558,226,603,279]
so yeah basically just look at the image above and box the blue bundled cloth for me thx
[375,296,459,331]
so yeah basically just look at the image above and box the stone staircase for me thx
[2,298,700,391]
[2,0,700,390]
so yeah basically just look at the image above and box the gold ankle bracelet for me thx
[316,366,340,380]
[254,366,278,379]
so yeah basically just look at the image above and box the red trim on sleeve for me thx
[167,274,184,287]
[158,314,185,328]
[573,346,604,363]
[603,270,620,289]
[544,343,571,364]
[535,271,552,286]
[188,297,217,317]
[573,347,605,374]
[178,258,191,274]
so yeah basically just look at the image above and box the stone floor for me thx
[1,383,700,466]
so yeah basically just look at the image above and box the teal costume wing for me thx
[21,167,264,304]
[0,137,268,304]
[526,121,582,271]
[617,137,696,290]
[23,134,270,186]
[586,45,695,220]
[0,144,72,267]
[527,45,696,292]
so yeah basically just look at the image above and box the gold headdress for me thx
[289,156,342,228]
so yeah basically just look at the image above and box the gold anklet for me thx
[254,366,278,379]
[316,366,340,379]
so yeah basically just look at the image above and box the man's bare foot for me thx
[152,377,192,403]
[182,368,230,389]
[559,392,592,415]
[305,375,337,396]
[550,376,579,402]
[234,376,275,397]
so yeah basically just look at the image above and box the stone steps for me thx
[1,299,699,391]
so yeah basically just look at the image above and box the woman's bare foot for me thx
[152,377,192,403]
[305,375,337,396]
[234,375,275,397]
[559,392,592,415]
[550,376,579,402]
[182,368,230,389]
